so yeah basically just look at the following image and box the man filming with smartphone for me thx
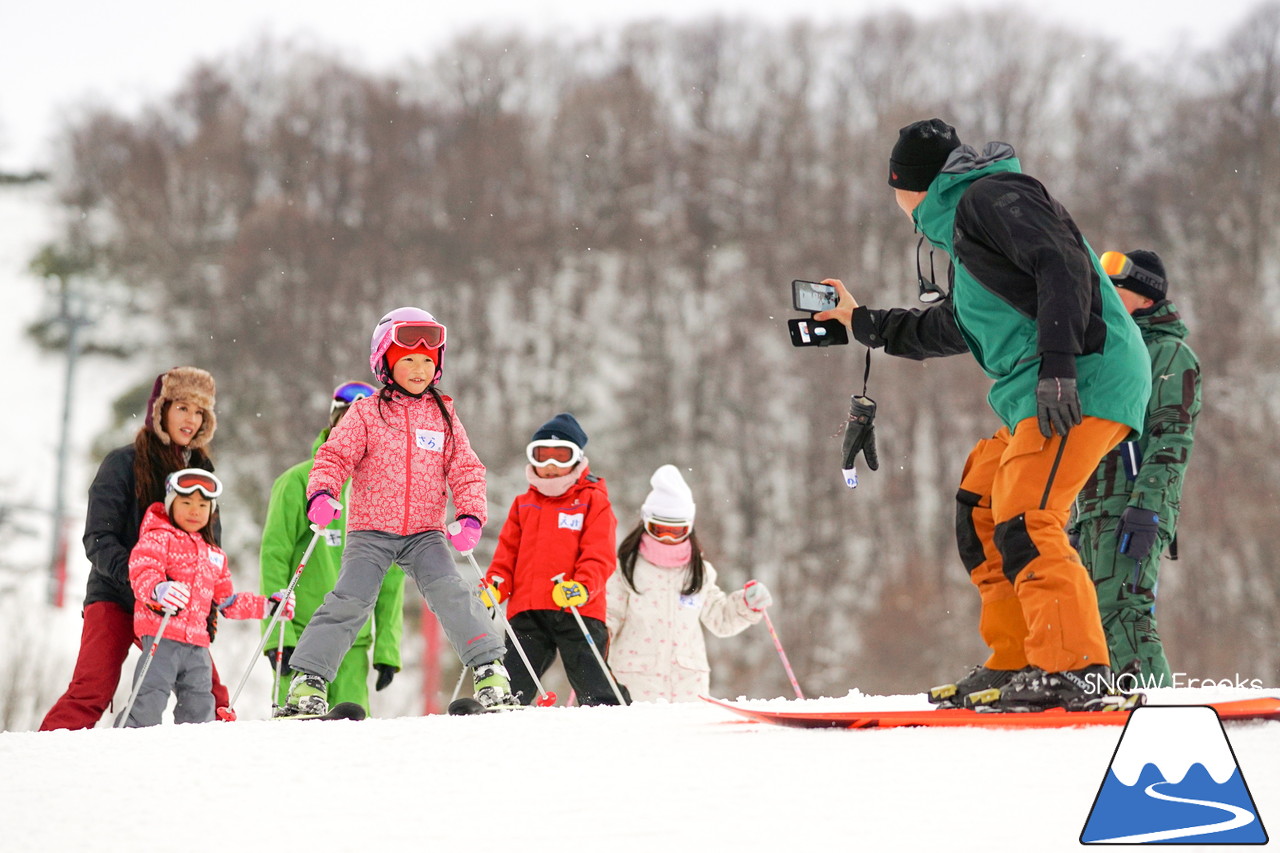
[815,118,1151,712]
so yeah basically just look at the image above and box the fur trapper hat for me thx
[146,367,217,448]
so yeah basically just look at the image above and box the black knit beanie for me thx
[888,118,962,191]
[1115,250,1168,302]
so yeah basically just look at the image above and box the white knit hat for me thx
[641,464,696,525]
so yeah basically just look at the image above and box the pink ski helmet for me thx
[369,306,447,384]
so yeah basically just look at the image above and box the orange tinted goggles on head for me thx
[1099,251,1165,292]
[527,440,582,468]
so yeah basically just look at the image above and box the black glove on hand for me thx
[1035,377,1081,438]
[266,646,294,672]
[1117,506,1160,563]
[375,664,397,691]
[841,395,879,471]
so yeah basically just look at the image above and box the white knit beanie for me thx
[641,464,696,525]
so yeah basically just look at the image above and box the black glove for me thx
[1117,507,1160,563]
[841,395,879,471]
[266,646,294,672]
[1035,377,1081,438]
[375,664,397,691]
[1067,526,1081,551]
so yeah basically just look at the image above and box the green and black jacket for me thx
[852,142,1151,434]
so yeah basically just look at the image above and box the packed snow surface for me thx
[5,687,1278,852]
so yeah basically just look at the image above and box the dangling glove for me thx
[841,395,879,488]
[306,491,343,528]
[743,580,773,612]
[266,646,294,672]
[1117,507,1161,563]
[154,580,191,613]
[446,517,482,553]
[375,664,397,691]
[551,578,589,609]
[268,589,297,620]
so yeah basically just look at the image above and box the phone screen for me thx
[792,280,838,313]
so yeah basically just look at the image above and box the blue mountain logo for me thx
[1081,705,1267,844]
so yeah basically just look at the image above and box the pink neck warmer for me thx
[639,532,692,567]
[526,463,582,498]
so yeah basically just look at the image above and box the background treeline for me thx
[25,5,1280,708]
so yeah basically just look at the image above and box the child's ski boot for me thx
[275,671,328,718]
[472,660,521,710]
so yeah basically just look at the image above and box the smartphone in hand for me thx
[787,317,848,347]
[792,280,838,314]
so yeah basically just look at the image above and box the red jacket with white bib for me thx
[486,467,616,622]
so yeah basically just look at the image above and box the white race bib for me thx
[558,512,584,531]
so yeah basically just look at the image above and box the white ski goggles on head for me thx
[167,468,223,500]
[527,439,583,469]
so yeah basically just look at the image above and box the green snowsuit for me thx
[260,430,405,711]
[1073,301,1201,684]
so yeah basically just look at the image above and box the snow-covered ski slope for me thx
[6,687,1278,852]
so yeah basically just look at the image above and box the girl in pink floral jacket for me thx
[122,469,294,726]
[281,307,512,717]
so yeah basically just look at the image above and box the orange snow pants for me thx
[955,416,1129,673]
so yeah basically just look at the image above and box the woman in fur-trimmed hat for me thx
[40,366,235,730]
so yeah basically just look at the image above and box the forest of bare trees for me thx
[24,4,1280,706]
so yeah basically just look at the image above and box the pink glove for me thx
[307,492,343,528]
[743,580,773,612]
[446,517,482,553]
[269,589,296,620]
[154,580,191,612]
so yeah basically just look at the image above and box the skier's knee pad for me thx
[955,488,985,574]
[994,514,1039,584]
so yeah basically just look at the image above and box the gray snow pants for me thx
[291,529,504,681]
[118,638,214,727]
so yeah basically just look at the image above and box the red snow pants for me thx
[40,600,230,730]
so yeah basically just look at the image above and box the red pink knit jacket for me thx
[129,503,267,647]
[307,390,487,534]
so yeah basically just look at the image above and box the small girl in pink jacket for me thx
[281,307,512,716]
[122,469,294,727]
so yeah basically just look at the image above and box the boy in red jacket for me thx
[484,413,623,705]
[122,470,294,727]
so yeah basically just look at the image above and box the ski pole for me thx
[116,609,174,728]
[550,573,628,706]
[228,525,323,711]
[450,664,468,703]
[271,623,286,716]
[761,609,805,700]
[458,549,557,707]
